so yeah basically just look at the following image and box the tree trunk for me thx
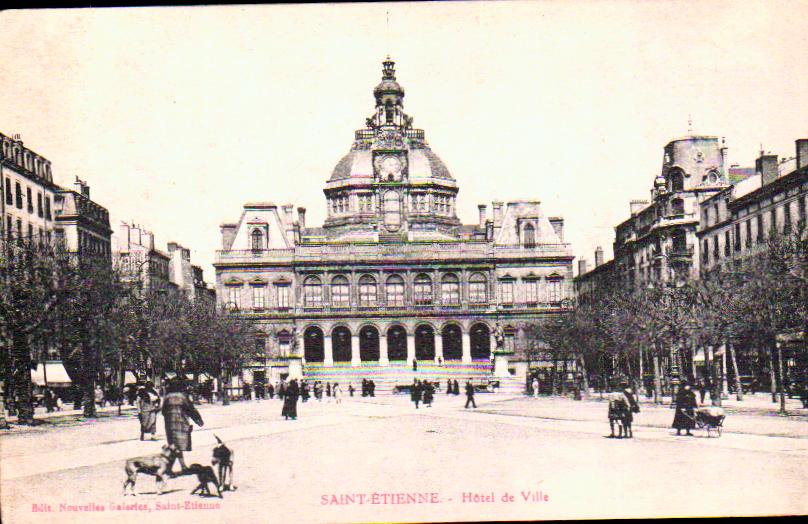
[652,350,663,404]
[578,355,590,399]
[776,342,787,414]
[11,331,35,425]
[0,387,8,429]
[81,344,97,418]
[711,346,722,407]
[768,346,777,403]
[729,341,743,401]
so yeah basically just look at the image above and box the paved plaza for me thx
[2,393,807,523]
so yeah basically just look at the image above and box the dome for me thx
[328,144,455,183]
[374,79,404,96]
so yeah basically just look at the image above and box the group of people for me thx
[410,379,435,409]
[444,379,461,395]
[360,379,376,397]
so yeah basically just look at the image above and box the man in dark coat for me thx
[411,379,422,409]
[672,383,697,436]
[446,379,453,395]
[161,379,204,475]
[453,379,460,396]
[465,381,477,408]
[423,382,434,407]
[369,380,376,397]
[282,379,299,420]
[412,359,418,372]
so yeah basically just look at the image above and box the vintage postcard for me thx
[1,2,807,523]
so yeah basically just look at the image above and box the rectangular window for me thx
[359,281,377,306]
[713,204,719,223]
[799,197,806,224]
[702,239,709,265]
[713,235,719,260]
[724,231,731,257]
[386,282,405,307]
[5,215,11,240]
[304,284,322,307]
[734,223,741,251]
[783,203,792,233]
[37,192,43,217]
[501,281,514,304]
[4,178,11,206]
[745,220,752,248]
[227,286,241,309]
[252,286,265,309]
[331,282,350,307]
[441,280,460,305]
[756,215,764,243]
[26,187,33,213]
[16,218,22,238]
[548,280,562,302]
[276,284,290,309]
[770,209,777,235]
[45,197,51,220]
[413,280,432,305]
[525,279,538,303]
[15,182,23,209]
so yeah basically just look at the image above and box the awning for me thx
[31,362,72,386]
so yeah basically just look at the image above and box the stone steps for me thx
[301,362,498,392]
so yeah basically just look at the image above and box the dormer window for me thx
[669,169,684,192]
[251,229,264,251]
[523,223,536,248]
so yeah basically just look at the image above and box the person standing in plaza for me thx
[43,387,55,413]
[162,378,204,475]
[412,358,418,372]
[94,385,105,408]
[453,379,460,396]
[423,381,434,407]
[326,382,331,398]
[369,380,376,397]
[282,379,299,420]
[301,381,310,402]
[672,383,697,436]
[348,383,355,397]
[532,378,540,397]
[465,380,477,409]
[137,381,161,441]
[411,379,422,409]
[333,383,342,404]
[268,383,275,399]
[446,379,452,395]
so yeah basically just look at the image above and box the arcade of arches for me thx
[302,322,493,365]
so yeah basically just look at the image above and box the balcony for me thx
[666,244,695,262]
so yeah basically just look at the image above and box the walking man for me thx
[162,378,204,475]
[465,380,477,409]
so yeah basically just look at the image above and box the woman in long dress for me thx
[672,383,697,436]
[282,379,299,420]
[333,383,342,404]
[137,382,161,441]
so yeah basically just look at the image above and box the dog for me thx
[186,463,222,498]
[212,435,236,491]
[123,443,179,496]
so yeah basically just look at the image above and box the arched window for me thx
[251,229,264,251]
[359,275,377,306]
[330,275,350,308]
[671,198,685,216]
[386,274,405,307]
[523,223,536,248]
[413,273,433,305]
[669,169,684,192]
[468,273,487,303]
[303,276,323,307]
[441,273,460,305]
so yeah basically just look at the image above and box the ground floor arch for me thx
[442,324,463,361]
[387,325,407,361]
[359,325,380,361]
[415,324,435,361]
[304,326,324,362]
[470,322,491,360]
[332,326,352,362]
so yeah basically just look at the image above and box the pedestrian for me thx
[137,381,161,441]
[437,356,442,367]
[301,381,310,402]
[453,379,460,396]
[532,378,540,398]
[282,379,300,420]
[348,383,355,397]
[465,381,477,408]
[411,379,422,409]
[278,382,286,400]
[412,358,418,372]
[703,375,713,403]
[361,379,368,397]
[333,383,342,404]
[43,387,55,413]
[255,382,265,400]
[671,383,697,436]
[698,378,708,405]
[243,382,252,401]
[446,379,452,395]
[326,382,332,398]
[161,378,204,475]
[268,383,275,399]
[369,380,376,397]
[423,382,434,407]
[95,385,105,408]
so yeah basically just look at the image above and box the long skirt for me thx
[139,409,158,434]
[282,397,298,418]
[672,408,695,430]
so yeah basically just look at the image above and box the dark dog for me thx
[186,463,222,498]
[212,435,235,491]
[123,443,179,496]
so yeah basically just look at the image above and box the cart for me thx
[694,406,725,437]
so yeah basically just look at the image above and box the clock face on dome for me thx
[375,154,406,182]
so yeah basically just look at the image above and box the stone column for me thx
[435,333,443,364]
[351,333,361,367]
[379,334,389,366]
[407,333,415,365]
[324,334,334,367]
[462,331,471,364]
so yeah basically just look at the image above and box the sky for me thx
[2,2,807,281]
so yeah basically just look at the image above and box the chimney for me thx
[578,259,588,276]
[282,204,294,222]
[595,246,604,267]
[220,224,237,250]
[119,222,131,250]
[167,242,179,253]
[797,139,808,170]
[478,204,487,229]
[756,153,779,185]
[297,207,307,230]
[549,217,564,242]
[492,201,503,227]
[630,200,649,216]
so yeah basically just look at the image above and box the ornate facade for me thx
[214,59,574,387]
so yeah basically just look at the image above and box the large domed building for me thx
[214,58,575,391]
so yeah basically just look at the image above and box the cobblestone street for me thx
[2,393,807,523]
